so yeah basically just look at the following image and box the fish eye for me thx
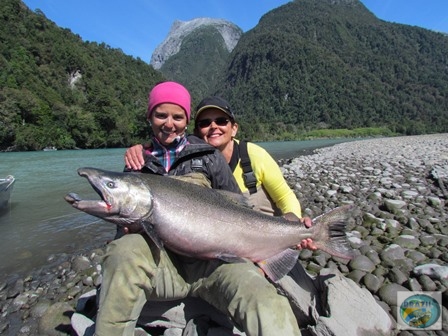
[107,181,115,188]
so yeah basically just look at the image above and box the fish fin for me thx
[216,190,253,209]
[257,249,300,283]
[282,212,300,222]
[143,223,164,249]
[216,253,247,263]
[313,204,356,260]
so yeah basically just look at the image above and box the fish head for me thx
[65,167,153,228]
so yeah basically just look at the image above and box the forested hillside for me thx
[1,0,447,150]
[215,0,448,140]
[0,0,164,151]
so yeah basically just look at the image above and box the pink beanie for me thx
[147,81,191,121]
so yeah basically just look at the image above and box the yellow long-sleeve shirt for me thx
[232,140,302,217]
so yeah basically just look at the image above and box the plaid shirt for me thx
[146,135,189,172]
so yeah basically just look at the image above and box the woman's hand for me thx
[297,217,317,251]
[125,144,145,170]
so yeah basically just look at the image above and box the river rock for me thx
[413,263,448,281]
[378,283,409,306]
[305,268,394,335]
[348,255,376,273]
[38,302,74,335]
[362,273,383,293]
[394,234,420,249]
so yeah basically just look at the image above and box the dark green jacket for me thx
[126,135,240,193]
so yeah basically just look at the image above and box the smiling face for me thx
[194,108,238,151]
[149,103,188,146]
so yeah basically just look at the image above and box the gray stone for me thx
[348,255,376,273]
[7,279,23,299]
[413,263,448,281]
[346,270,366,283]
[404,278,423,292]
[313,253,328,267]
[384,218,401,229]
[364,250,381,265]
[306,268,394,335]
[30,299,52,318]
[373,265,389,278]
[379,244,405,265]
[378,283,409,306]
[38,302,74,336]
[394,235,420,249]
[427,247,443,259]
[363,273,383,293]
[417,274,438,291]
[419,234,438,246]
[71,313,95,336]
[0,321,9,334]
[362,213,383,227]
[12,293,29,311]
[72,256,92,273]
[405,250,427,263]
[387,268,408,285]
[427,196,442,207]
[383,199,407,212]
[402,190,418,199]
[325,189,337,197]
[339,186,353,193]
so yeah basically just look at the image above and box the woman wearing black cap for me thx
[193,96,305,218]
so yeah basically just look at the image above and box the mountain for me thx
[212,0,448,140]
[150,18,243,102]
[151,18,242,70]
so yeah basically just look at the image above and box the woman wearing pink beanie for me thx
[147,81,191,121]
[146,81,192,146]
[95,81,241,336]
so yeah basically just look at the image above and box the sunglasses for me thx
[197,117,230,128]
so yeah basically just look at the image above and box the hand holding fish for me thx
[297,217,317,251]
[122,223,145,235]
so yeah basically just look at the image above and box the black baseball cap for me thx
[195,96,236,121]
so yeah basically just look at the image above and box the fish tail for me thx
[312,204,356,259]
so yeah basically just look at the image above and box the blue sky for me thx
[22,0,448,63]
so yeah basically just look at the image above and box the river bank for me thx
[0,133,447,335]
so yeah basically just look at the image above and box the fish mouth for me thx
[64,191,114,216]
[64,168,116,216]
[78,169,113,207]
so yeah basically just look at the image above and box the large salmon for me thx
[65,167,356,282]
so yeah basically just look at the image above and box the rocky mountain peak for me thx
[150,18,243,69]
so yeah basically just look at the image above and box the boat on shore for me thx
[43,146,57,151]
[0,175,15,210]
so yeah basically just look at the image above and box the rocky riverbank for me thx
[1,134,447,335]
